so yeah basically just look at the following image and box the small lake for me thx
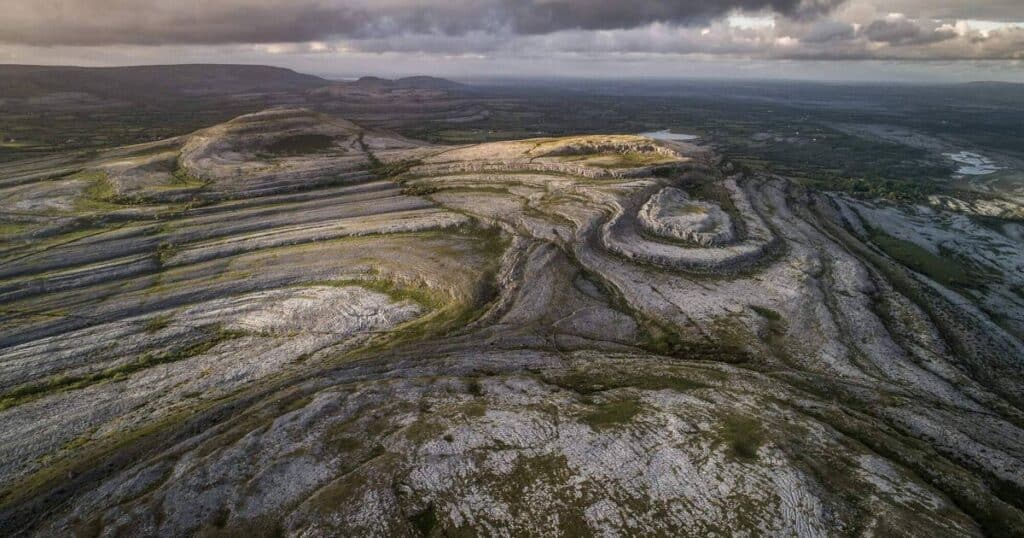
[945,151,1002,176]
[640,129,699,142]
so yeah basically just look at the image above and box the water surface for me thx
[945,151,1002,176]
[641,129,699,141]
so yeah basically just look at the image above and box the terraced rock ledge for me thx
[1,107,1023,537]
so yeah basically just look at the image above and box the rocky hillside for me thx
[0,108,1022,536]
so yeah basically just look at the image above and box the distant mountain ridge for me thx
[351,75,467,91]
[0,64,329,100]
[0,65,472,103]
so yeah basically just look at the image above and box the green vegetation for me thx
[686,181,741,224]
[0,222,31,238]
[82,172,115,200]
[719,413,765,460]
[821,176,928,203]
[466,378,484,396]
[169,166,207,189]
[401,184,439,196]
[796,397,1024,537]
[357,132,419,178]
[408,504,438,536]
[402,419,446,443]
[641,320,749,364]
[749,305,782,322]
[495,453,573,499]
[460,400,488,418]
[316,277,444,312]
[304,442,397,515]
[73,170,123,212]
[156,242,180,266]
[868,229,974,289]
[545,369,706,395]
[581,397,642,430]
[144,313,173,333]
[62,434,93,452]
[643,323,687,356]
[341,224,508,358]
[372,158,419,178]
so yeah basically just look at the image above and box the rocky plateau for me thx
[0,107,1022,537]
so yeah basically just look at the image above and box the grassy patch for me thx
[497,452,572,494]
[461,401,488,418]
[156,242,179,266]
[581,397,642,430]
[82,171,116,200]
[749,305,782,322]
[62,434,92,452]
[403,418,447,443]
[408,504,438,536]
[357,132,420,178]
[0,222,31,237]
[144,313,173,333]
[868,230,974,289]
[323,420,366,453]
[719,413,765,460]
[164,166,207,190]
[373,158,420,179]
[466,378,484,397]
[644,323,687,356]
[401,184,439,196]
[545,370,706,395]
[73,170,123,212]
[316,277,445,312]
[341,224,508,357]
[642,320,750,363]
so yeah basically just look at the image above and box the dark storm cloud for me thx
[862,18,957,46]
[489,0,843,34]
[798,20,857,43]
[2,0,1021,63]
[0,0,845,46]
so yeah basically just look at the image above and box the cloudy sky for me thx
[1,0,1022,82]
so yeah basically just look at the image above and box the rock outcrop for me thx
[638,187,735,246]
[1,112,1022,537]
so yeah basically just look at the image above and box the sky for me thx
[1,0,1022,82]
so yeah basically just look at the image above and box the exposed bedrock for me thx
[600,177,779,274]
[1,113,1023,537]
[638,186,735,246]
[163,107,419,201]
[409,134,693,180]
[28,351,994,537]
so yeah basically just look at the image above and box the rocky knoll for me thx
[638,187,734,246]
[0,108,1022,536]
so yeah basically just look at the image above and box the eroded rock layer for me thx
[0,108,1022,537]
